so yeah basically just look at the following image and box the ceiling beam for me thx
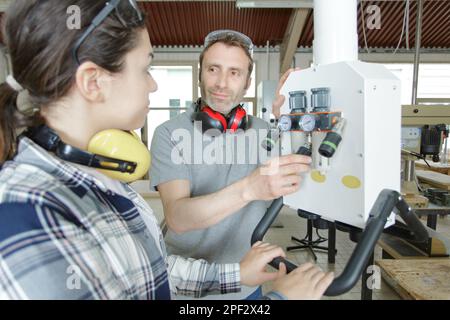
[279,8,309,75]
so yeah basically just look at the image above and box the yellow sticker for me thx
[311,170,326,183]
[342,175,361,189]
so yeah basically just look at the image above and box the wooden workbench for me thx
[376,259,450,300]
[415,160,450,175]
[416,170,450,190]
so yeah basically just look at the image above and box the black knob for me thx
[319,132,342,158]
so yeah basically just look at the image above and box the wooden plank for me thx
[378,234,428,259]
[402,105,450,126]
[379,268,416,300]
[415,160,450,175]
[376,259,450,300]
[402,193,429,209]
[416,170,450,191]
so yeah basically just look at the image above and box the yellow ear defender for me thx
[25,125,150,183]
[87,129,151,183]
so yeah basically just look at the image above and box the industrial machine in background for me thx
[398,105,450,258]
[420,124,448,163]
[402,124,448,163]
[401,104,450,202]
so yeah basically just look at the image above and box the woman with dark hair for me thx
[0,0,332,299]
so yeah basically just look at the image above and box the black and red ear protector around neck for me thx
[192,98,248,133]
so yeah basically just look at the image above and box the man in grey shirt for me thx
[150,30,312,299]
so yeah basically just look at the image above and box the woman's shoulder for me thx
[0,161,69,207]
[0,161,88,236]
[0,164,68,240]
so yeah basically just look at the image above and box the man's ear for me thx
[245,77,252,90]
[75,61,114,102]
[198,70,203,86]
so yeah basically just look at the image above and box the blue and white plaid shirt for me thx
[0,137,242,300]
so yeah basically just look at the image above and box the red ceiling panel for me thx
[1,1,449,49]
[300,0,450,49]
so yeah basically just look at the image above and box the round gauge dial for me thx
[278,115,292,131]
[299,114,316,132]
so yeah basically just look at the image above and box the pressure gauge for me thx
[278,115,292,132]
[299,114,316,132]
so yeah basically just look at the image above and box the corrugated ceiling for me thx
[1,1,449,49]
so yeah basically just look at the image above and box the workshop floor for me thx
[145,197,450,300]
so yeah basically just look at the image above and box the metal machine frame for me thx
[252,190,428,296]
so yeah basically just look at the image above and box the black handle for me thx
[251,197,298,272]
[251,189,429,296]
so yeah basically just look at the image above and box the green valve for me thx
[318,119,346,158]
[321,141,337,151]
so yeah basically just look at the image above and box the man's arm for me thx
[158,178,250,234]
[271,67,301,119]
[158,154,311,233]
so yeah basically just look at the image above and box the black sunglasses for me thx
[72,0,144,65]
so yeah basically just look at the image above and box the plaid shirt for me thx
[0,137,241,300]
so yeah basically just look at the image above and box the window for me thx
[147,64,195,145]
[382,63,450,105]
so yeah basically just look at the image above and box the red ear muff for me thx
[227,106,248,132]
[201,106,228,132]
[191,99,248,134]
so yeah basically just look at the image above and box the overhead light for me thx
[236,0,313,8]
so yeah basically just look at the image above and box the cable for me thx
[414,171,424,192]
[402,148,429,164]
[393,0,409,55]
[315,228,327,243]
[405,0,410,50]
[360,1,370,54]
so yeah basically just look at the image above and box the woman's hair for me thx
[0,0,146,163]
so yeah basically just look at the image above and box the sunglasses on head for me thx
[72,0,144,65]
[204,29,254,57]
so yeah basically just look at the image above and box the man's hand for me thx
[242,154,311,202]
[240,241,286,287]
[273,262,334,300]
[272,67,301,119]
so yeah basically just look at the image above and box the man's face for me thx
[199,42,251,115]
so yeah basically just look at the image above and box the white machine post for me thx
[313,0,358,65]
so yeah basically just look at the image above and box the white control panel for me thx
[401,127,421,153]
